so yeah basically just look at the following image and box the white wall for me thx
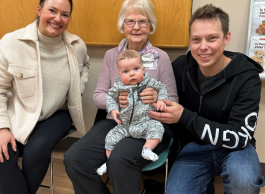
[74,0,265,163]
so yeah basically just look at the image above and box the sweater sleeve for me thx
[93,50,112,110]
[147,77,168,101]
[80,42,90,95]
[156,49,179,103]
[73,38,90,95]
[0,37,12,129]
[178,77,261,150]
[106,79,120,113]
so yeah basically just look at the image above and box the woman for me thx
[0,0,89,193]
[64,0,178,193]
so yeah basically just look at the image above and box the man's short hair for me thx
[189,4,229,36]
[117,50,143,67]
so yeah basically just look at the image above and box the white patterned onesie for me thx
[105,72,168,151]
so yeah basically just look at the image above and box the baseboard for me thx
[54,137,79,152]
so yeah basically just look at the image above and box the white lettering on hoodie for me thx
[201,112,257,149]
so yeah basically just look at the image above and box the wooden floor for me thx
[17,151,265,194]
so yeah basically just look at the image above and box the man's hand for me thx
[0,128,16,163]
[149,99,184,124]
[110,109,121,124]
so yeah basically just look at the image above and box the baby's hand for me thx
[156,100,167,111]
[110,109,121,124]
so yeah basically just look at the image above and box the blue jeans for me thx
[166,142,265,194]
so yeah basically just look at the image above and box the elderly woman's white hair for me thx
[117,0,157,34]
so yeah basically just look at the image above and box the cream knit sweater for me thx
[37,30,70,121]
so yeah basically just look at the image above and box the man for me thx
[149,4,265,194]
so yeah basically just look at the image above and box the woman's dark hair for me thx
[37,0,73,19]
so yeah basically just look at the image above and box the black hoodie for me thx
[172,51,263,150]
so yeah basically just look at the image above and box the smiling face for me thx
[124,10,151,51]
[189,18,231,77]
[37,0,71,37]
[118,57,145,85]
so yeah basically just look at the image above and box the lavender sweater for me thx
[93,46,179,119]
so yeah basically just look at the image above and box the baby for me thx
[97,50,168,175]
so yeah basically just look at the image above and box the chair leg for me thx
[50,152,54,194]
[164,158,168,193]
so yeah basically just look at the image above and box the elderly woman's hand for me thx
[140,88,157,104]
[148,99,184,124]
[118,91,129,108]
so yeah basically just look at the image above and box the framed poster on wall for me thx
[246,0,265,80]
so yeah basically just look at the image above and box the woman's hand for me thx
[0,128,16,163]
[118,92,129,108]
[140,88,157,104]
[148,99,184,124]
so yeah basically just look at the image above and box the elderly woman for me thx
[64,0,178,193]
[0,0,89,193]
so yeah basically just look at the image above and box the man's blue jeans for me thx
[166,142,265,194]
